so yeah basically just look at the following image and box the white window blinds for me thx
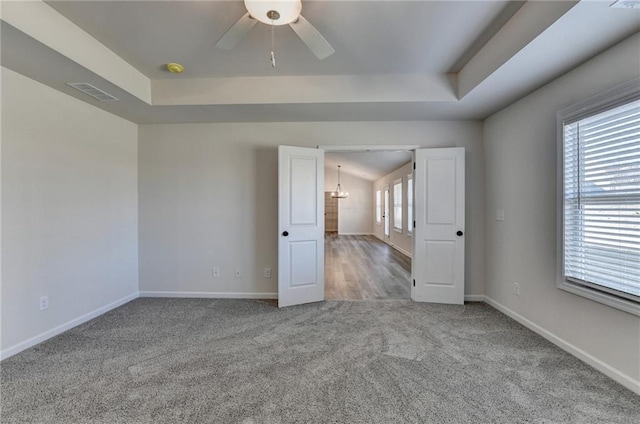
[563,98,640,300]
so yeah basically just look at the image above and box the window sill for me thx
[557,280,640,317]
[393,227,403,234]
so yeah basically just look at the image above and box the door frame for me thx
[318,145,420,298]
[318,145,421,153]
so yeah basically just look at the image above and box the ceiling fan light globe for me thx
[244,0,302,26]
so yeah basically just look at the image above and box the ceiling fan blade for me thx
[289,15,335,60]
[215,12,257,50]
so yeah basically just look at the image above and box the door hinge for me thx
[413,279,416,287]
[413,162,416,170]
[413,220,416,228]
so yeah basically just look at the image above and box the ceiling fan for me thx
[215,0,335,60]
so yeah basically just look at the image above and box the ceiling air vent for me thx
[610,0,640,8]
[66,83,119,101]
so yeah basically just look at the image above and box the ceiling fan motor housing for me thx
[244,0,302,25]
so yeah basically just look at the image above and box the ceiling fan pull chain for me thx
[270,22,276,68]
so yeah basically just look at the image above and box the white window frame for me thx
[375,189,382,225]
[407,174,413,235]
[557,79,640,317]
[392,178,403,233]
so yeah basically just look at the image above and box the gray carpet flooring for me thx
[1,299,638,423]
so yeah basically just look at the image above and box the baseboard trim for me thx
[371,233,412,258]
[391,244,412,259]
[337,232,374,236]
[0,291,139,361]
[139,291,278,299]
[484,296,640,395]
[464,295,486,302]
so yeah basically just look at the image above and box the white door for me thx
[278,146,325,307]
[412,148,465,304]
[383,185,390,239]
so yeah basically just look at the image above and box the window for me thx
[407,175,413,234]
[558,79,640,316]
[375,189,381,225]
[393,179,402,232]
[384,186,390,237]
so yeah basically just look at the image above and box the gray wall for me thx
[1,68,139,355]
[138,121,484,297]
[483,33,640,387]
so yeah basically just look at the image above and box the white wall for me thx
[1,68,139,357]
[138,121,484,297]
[373,162,413,257]
[483,33,640,391]
[324,167,373,235]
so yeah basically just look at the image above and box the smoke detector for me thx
[166,63,185,74]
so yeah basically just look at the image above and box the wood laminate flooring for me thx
[325,234,411,300]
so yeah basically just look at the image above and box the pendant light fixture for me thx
[331,165,349,199]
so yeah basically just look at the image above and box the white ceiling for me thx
[326,151,413,181]
[2,1,639,124]
[45,0,512,78]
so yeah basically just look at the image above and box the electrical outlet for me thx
[513,282,520,296]
[235,268,242,278]
[264,268,271,279]
[496,209,505,221]
[212,267,220,278]
[39,295,49,311]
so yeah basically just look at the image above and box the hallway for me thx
[325,234,411,300]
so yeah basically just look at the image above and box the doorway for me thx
[277,145,465,307]
[323,151,414,300]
